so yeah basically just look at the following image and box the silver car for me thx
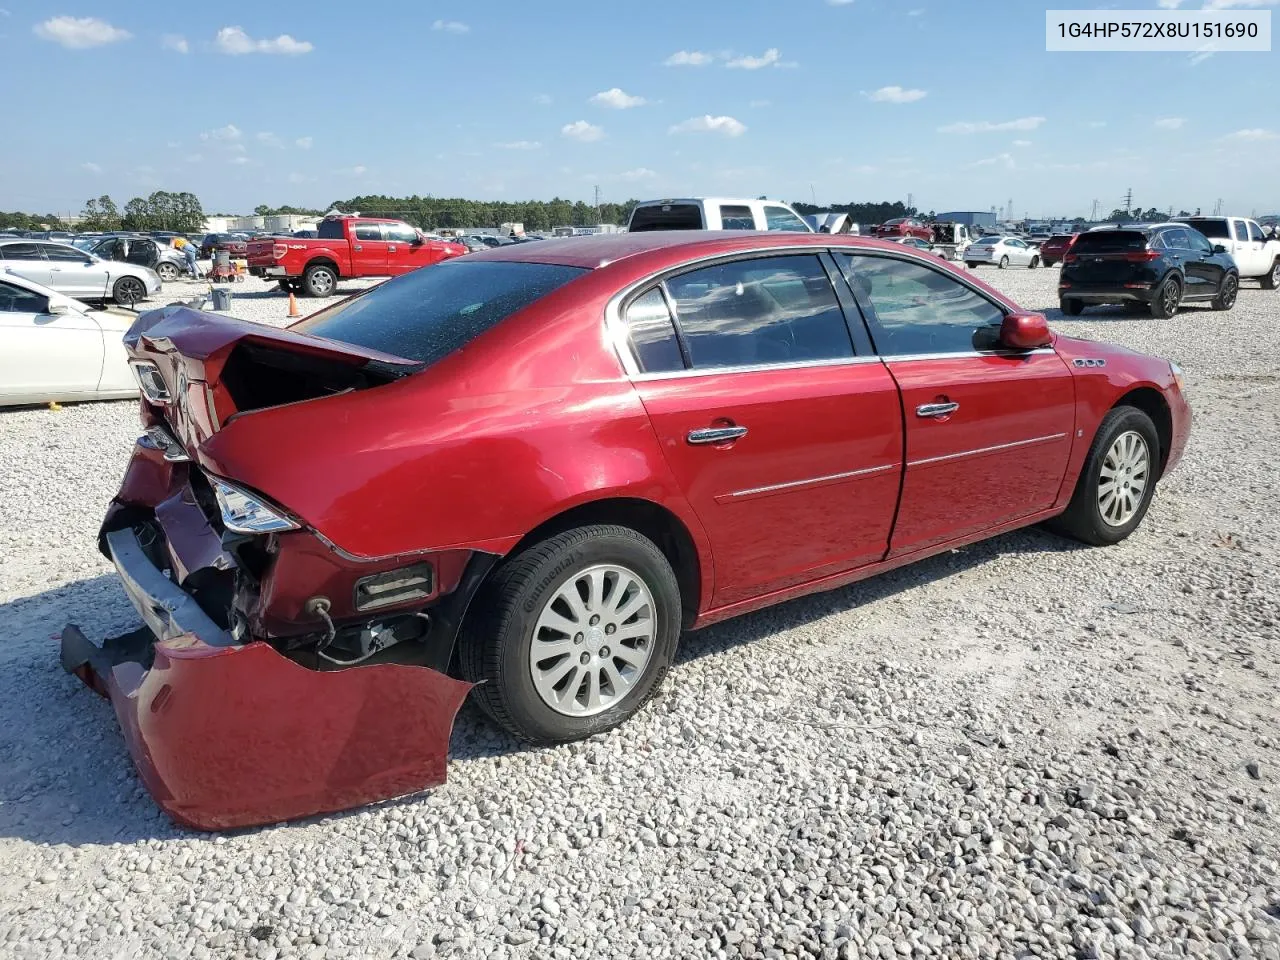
[0,240,161,306]
[963,235,1041,269]
[87,235,188,282]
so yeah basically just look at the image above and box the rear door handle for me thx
[916,402,959,418]
[687,426,748,445]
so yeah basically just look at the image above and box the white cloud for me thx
[495,140,542,150]
[256,131,284,147]
[215,26,312,55]
[864,85,927,103]
[616,168,658,181]
[970,153,1017,170]
[81,162,102,174]
[1202,0,1279,8]
[664,50,714,66]
[230,156,252,166]
[34,16,130,49]
[590,88,648,109]
[351,165,367,176]
[200,123,242,141]
[287,172,315,184]
[726,48,791,69]
[295,136,313,149]
[184,153,203,164]
[1224,128,1280,141]
[432,19,469,34]
[938,116,1045,134]
[1154,117,1186,130]
[533,93,552,105]
[561,120,605,142]
[749,99,772,108]
[162,34,189,54]
[1087,120,1107,128]
[827,0,855,5]
[1157,0,1183,7]
[908,7,925,14]
[669,114,747,137]
[1012,139,1032,147]
[1188,47,1216,65]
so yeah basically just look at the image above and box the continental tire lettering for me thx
[522,551,583,614]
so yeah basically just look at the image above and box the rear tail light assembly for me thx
[272,243,288,260]
[1063,254,1077,263]
[1124,250,1162,262]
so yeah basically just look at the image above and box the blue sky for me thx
[2,0,1276,218]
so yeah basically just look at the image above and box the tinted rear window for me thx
[317,219,346,240]
[629,204,703,232]
[293,260,587,365]
[1073,231,1147,252]
[1181,219,1229,240]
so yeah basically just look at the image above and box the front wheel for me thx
[998,255,1010,269]
[965,262,979,270]
[156,262,180,283]
[1061,298,1085,316]
[1046,406,1160,546]
[459,525,681,745]
[1028,256,1040,269]
[302,263,337,297]
[1262,260,1279,290]
[1149,275,1182,319]
[1043,258,1057,268]
[112,276,146,307]
[1212,273,1239,311]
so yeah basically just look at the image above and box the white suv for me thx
[628,198,813,233]
[1175,216,1280,289]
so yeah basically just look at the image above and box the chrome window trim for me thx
[726,463,898,499]
[908,432,1068,468]
[882,347,1056,363]
[628,354,885,382]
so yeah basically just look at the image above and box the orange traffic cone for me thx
[287,292,300,319]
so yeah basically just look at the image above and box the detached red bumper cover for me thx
[62,528,472,831]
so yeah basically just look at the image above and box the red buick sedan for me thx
[64,231,1190,829]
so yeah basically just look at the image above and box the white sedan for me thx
[0,239,161,306]
[964,236,1040,269]
[0,269,138,407]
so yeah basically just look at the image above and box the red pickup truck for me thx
[247,215,466,296]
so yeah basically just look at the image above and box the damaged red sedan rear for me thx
[65,232,1190,829]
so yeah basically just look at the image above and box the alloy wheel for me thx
[1162,280,1180,316]
[1272,263,1280,287]
[529,564,656,717]
[1220,275,1238,308]
[1097,430,1150,527]
[117,277,144,305]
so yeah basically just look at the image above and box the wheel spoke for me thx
[604,571,636,614]
[612,592,649,624]
[537,609,580,637]
[583,669,602,711]
[586,568,606,612]
[602,659,628,695]
[612,642,647,666]
[541,659,578,694]
[532,638,575,659]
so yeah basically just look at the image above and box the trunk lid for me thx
[124,305,421,453]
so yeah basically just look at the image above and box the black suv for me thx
[1059,224,1238,318]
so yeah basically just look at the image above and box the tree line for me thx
[81,191,206,233]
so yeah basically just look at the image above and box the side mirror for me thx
[47,302,69,316]
[1001,311,1052,350]
[1213,243,1227,254]
[411,234,425,246]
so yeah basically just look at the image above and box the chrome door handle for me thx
[687,426,748,445]
[353,244,363,251]
[916,402,959,418]
[388,246,397,252]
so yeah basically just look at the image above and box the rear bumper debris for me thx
[62,515,473,831]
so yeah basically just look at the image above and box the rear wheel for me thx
[965,262,979,269]
[1046,406,1160,546]
[1043,258,1057,268]
[1149,275,1182,319]
[1028,255,1040,269]
[1262,260,1280,290]
[156,262,180,282]
[1212,272,1239,311]
[302,263,337,297]
[459,525,681,745]
[112,276,146,307]
[998,255,1010,269]
[1061,298,1085,316]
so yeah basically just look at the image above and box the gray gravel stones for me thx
[1,268,1278,958]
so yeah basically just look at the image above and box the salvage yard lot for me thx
[1,269,1278,959]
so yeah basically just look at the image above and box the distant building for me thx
[935,211,997,228]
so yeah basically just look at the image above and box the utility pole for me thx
[1123,187,1133,216]
[1007,198,1014,224]
[1213,197,1223,216]
[1091,198,1099,221]
[594,185,601,225]
[810,183,817,208]
[906,192,914,214]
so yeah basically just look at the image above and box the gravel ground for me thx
[1,265,1278,960]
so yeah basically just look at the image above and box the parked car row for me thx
[0,239,161,306]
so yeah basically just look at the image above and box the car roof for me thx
[460,229,940,268]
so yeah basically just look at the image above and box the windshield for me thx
[293,260,587,365]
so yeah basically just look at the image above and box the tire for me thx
[277,280,293,292]
[1123,301,1148,314]
[965,262,979,270]
[1211,272,1239,311]
[112,276,146,307]
[1028,256,1040,269]
[459,525,681,745]
[1149,275,1182,319]
[302,263,337,297]
[1262,260,1280,291]
[1046,406,1160,546]
[1061,298,1085,316]
[156,262,180,283]
[1043,258,1057,268]
[998,255,1010,269]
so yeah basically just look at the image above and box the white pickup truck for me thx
[1175,216,1280,289]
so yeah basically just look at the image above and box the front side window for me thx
[1187,230,1213,254]
[384,223,418,244]
[0,280,49,313]
[763,206,810,232]
[718,205,755,230]
[1248,221,1265,243]
[664,255,852,369]
[836,253,1005,356]
[294,260,587,365]
[623,288,684,374]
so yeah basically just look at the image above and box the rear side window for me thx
[294,260,587,365]
[1233,221,1249,242]
[763,206,810,232]
[1182,219,1229,240]
[623,289,684,374]
[628,204,703,232]
[664,255,852,369]
[719,205,754,230]
[836,254,1005,356]
[317,219,345,240]
[1073,231,1147,252]
[1163,228,1193,250]
[0,242,43,260]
